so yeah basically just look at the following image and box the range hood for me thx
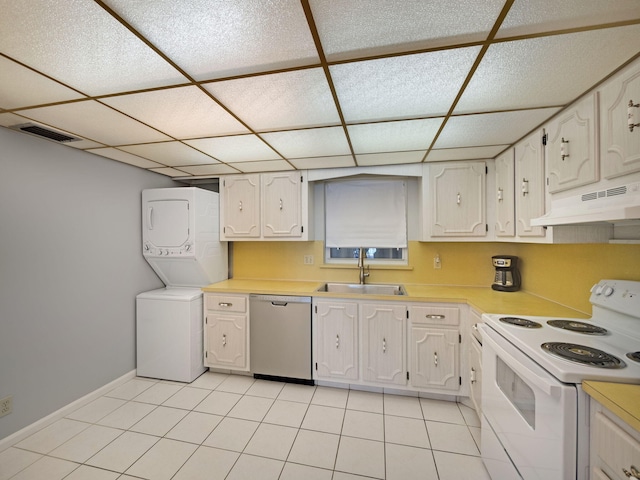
[531,182,640,226]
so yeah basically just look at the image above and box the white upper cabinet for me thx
[424,161,487,239]
[600,60,640,179]
[545,93,599,193]
[220,171,312,241]
[495,148,515,237]
[515,129,546,237]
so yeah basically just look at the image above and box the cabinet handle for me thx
[623,466,640,479]
[383,338,387,353]
[222,334,227,347]
[279,198,283,210]
[238,200,243,211]
[336,334,340,349]
[470,367,476,384]
[521,178,529,196]
[497,187,503,202]
[629,99,640,132]
[218,302,232,307]
[425,314,445,320]
[560,137,570,161]
[456,193,461,205]
[434,352,438,367]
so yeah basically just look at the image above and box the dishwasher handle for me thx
[271,301,288,307]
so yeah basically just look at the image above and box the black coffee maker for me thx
[491,255,521,292]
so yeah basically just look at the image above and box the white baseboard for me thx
[0,370,136,453]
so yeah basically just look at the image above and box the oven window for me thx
[496,357,536,428]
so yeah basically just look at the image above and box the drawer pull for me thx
[383,337,387,353]
[336,334,340,349]
[426,314,445,319]
[623,466,640,479]
[218,302,233,307]
[222,334,227,347]
[434,352,438,367]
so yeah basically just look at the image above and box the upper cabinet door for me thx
[600,61,640,179]
[495,149,515,237]
[515,129,546,237]
[430,161,486,237]
[221,174,261,238]
[262,171,302,238]
[546,93,599,193]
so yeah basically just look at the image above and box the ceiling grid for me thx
[0,0,639,177]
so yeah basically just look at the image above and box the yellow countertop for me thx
[583,381,640,433]
[202,279,589,317]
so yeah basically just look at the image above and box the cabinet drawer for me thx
[409,305,459,326]
[593,411,640,480]
[206,294,247,313]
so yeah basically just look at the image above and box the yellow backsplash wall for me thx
[232,241,640,312]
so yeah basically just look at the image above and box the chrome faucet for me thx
[357,247,370,284]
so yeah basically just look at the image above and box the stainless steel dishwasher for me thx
[249,294,313,384]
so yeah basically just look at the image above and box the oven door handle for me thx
[480,324,562,396]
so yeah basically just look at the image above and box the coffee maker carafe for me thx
[491,255,521,292]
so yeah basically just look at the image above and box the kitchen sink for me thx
[315,282,407,296]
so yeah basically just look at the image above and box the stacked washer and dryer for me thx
[136,187,228,382]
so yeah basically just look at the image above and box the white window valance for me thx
[325,179,407,248]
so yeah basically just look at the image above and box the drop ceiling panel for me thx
[434,108,561,149]
[0,1,187,96]
[87,148,164,169]
[185,135,282,163]
[176,164,240,176]
[0,57,84,109]
[348,119,443,154]
[119,142,217,167]
[204,69,340,131]
[310,0,504,61]
[289,155,356,170]
[356,151,426,166]
[260,127,351,158]
[498,0,640,38]
[456,25,640,113]
[330,47,481,122]
[229,160,294,173]
[103,0,319,80]
[426,145,509,162]
[149,167,191,177]
[19,101,171,145]
[101,86,249,139]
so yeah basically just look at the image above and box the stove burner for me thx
[626,352,640,363]
[541,342,626,369]
[499,317,542,328]
[547,320,608,335]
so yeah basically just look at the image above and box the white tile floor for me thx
[0,372,491,480]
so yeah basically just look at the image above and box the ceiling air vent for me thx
[10,123,81,143]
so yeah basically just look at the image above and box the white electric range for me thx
[479,279,640,480]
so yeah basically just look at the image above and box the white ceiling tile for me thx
[426,145,509,162]
[260,127,351,158]
[204,69,340,131]
[103,0,319,80]
[310,0,504,61]
[177,164,240,176]
[330,47,481,122]
[356,151,426,166]
[0,1,187,96]
[119,142,217,167]
[288,155,356,170]
[498,0,640,38]
[0,57,85,109]
[228,160,294,173]
[149,167,192,177]
[86,147,164,169]
[19,101,171,145]
[457,25,640,113]
[0,113,28,127]
[434,108,561,149]
[101,86,248,139]
[185,135,282,163]
[348,118,443,154]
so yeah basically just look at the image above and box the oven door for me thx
[480,325,577,480]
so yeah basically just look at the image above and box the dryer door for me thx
[145,199,190,248]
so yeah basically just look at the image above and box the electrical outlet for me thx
[433,254,441,269]
[0,396,13,417]
[303,255,314,265]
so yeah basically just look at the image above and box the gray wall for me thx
[0,127,177,440]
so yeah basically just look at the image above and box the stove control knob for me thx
[603,286,615,297]
[594,284,605,295]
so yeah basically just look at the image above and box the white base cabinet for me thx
[361,303,406,386]
[313,300,359,381]
[204,293,249,372]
